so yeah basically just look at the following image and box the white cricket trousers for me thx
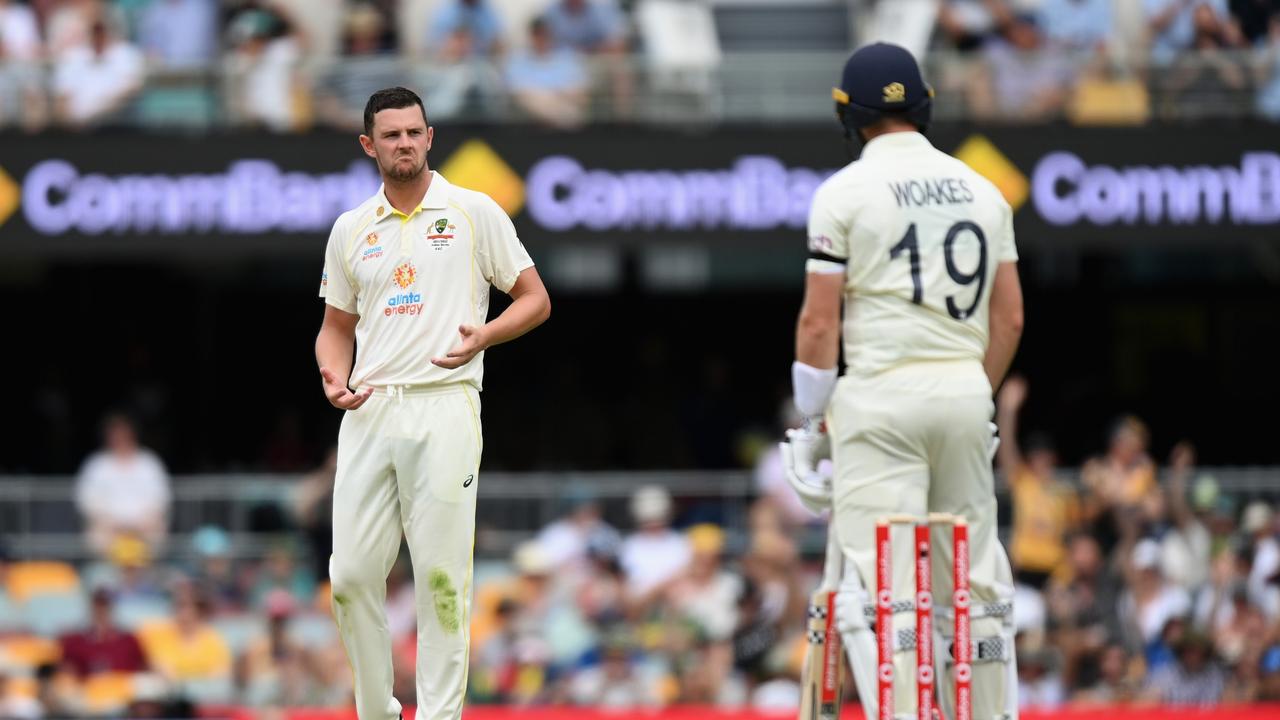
[330,383,482,720]
[829,361,1016,720]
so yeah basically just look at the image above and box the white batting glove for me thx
[781,418,832,514]
[988,421,1001,462]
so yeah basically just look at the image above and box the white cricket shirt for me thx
[806,132,1018,378]
[319,171,534,390]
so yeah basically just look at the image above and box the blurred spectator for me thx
[313,3,401,130]
[536,486,620,570]
[430,0,503,60]
[1081,415,1156,555]
[225,5,304,131]
[0,0,40,61]
[970,14,1073,121]
[1070,642,1142,704]
[573,533,627,627]
[248,541,314,611]
[138,0,218,70]
[567,631,659,706]
[1038,0,1113,51]
[542,0,632,116]
[1161,443,1213,590]
[1045,534,1121,686]
[1243,500,1280,617]
[505,16,589,129]
[937,0,1014,51]
[543,0,626,54]
[422,5,503,120]
[58,587,149,678]
[1257,14,1280,118]
[472,541,592,704]
[997,376,1077,589]
[45,0,112,59]
[291,448,335,583]
[190,526,244,614]
[137,584,232,684]
[620,485,691,600]
[75,414,170,557]
[1142,630,1227,704]
[1118,537,1192,656]
[53,16,145,128]
[1146,0,1242,65]
[1159,1,1249,115]
[1018,634,1067,710]
[661,524,741,642]
[90,533,170,605]
[238,589,313,706]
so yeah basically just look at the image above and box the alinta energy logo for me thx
[386,261,422,317]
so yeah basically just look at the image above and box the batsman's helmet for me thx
[833,43,934,138]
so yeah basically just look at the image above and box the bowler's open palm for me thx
[319,367,374,409]
[431,324,487,369]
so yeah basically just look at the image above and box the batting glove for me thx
[781,418,833,514]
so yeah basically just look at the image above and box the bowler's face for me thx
[362,106,432,182]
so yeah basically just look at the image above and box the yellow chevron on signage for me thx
[953,135,1028,212]
[0,166,19,228]
[439,140,525,217]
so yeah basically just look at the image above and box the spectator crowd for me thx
[3,385,1280,715]
[2,0,1280,131]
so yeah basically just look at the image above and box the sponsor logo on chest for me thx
[385,260,424,317]
[361,232,384,261]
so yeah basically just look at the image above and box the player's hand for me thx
[781,418,832,514]
[431,324,489,369]
[319,367,374,410]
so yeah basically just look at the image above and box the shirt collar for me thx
[859,131,933,160]
[372,171,451,224]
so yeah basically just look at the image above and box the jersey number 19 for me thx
[888,221,987,321]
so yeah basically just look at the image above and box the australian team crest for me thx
[428,217,456,249]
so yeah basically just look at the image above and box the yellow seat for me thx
[0,635,61,669]
[1067,76,1151,126]
[81,672,136,714]
[6,562,81,603]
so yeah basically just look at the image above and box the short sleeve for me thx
[997,200,1019,263]
[805,181,849,274]
[319,219,358,312]
[475,197,534,293]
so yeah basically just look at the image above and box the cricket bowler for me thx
[783,44,1023,720]
[315,87,550,720]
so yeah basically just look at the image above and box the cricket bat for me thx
[799,526,845,720]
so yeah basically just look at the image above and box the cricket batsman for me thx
[783,44,1023,720]
[315,87,550,720]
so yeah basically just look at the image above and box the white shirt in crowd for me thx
[619,530,691,597]
[0,2,41,60]
[54,41,145,123]
[75,448,171,526]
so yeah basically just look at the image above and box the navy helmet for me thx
[833,43,934,138]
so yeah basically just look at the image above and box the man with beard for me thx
[315,86,551,720]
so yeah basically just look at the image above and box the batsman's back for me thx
[807,133,1017,381]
